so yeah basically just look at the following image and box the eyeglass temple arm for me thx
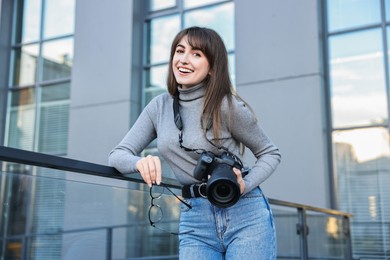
[163,184,192,209]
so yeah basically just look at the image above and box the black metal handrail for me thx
[0,146,179,188]
[0,146,352,217]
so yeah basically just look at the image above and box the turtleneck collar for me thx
[177,83,205,102]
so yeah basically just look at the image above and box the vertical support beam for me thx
[0,0,14,148]
[296,208,309,260]
[21,236,28,260]
[106,228,112,260]
[343,216,353,260]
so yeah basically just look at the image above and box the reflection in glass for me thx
[184,2,234,51]
[184,0,226,9]
[327,0,381,32]
[42,38,73,81]
[7,88,36,151]
[386,27,390,91]
[38,83,70,154]
[12,44,39,86]
[148,15,180,64]
[228,53,235,85]
[272,208,300,258]
[329,29,388,128]
[144,64,168,105]
[386,0,390,20]
[43,0,75,39]
[147,65,168,89]
[149,0,176,11]
[14,0,42,43]
[333,127,390,164]
[333,127,390,256]
[0,169,181,259]
[307,214,346,258]
[145,87,167,105]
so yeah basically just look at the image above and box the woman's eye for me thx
[193,53,201,57]
[176,49,184,53]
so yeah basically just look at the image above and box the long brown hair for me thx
[167,27,234,140]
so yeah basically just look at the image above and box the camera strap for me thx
[173,92,205,154]
[173,92,183,131]
[173,91,245,171]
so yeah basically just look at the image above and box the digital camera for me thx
[193,151,244,208]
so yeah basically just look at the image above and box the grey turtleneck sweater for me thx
[108,84,281,194]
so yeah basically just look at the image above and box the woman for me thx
[109,26,281,259]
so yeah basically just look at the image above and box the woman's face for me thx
[172,35,210,89]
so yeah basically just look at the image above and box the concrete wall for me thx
[67,0,134,165]
[64,1,135,258]
[235,0,330,207]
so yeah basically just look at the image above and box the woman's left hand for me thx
[233,168,245,194]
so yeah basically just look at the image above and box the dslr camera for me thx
[193,151,246,208]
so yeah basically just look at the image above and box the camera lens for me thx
[207,164,240,208]
[210,181,235,203]
[216,184,231,198]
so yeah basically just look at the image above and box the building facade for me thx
[0,0,389,258]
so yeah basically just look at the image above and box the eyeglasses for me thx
[148,183,193,235]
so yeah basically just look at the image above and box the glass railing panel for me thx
[0,149,353,260]
[2,161,140,190]
[0,168,182,259]
[272,207,301,260]
[306,212,346,260]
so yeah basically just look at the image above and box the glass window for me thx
[11,44,39,86]
[38,83,70,154]
[333,127,390,216]
[184,2,234,51]
[147,64,168,89]
[6,0,75,154]
[228,53,235,85]
[148,15,181,64]
[7,88,36,150]
[386,0,390,21]
[43,0,75,39]
[184,0,227,9]
[145,65,168,104]
[13,0,42,43]
[329,29,388,128]
[42,38,73,81]
[333,127,390,165]
[327,0,381,32]
[149,0,176,11]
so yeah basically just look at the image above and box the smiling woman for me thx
[109,26,281,260]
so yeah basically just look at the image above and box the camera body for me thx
[193,151,243,208]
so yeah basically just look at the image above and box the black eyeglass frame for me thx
[148,183,193,235]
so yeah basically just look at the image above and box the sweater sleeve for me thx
[108,102,157,174]
[227,96,281,194]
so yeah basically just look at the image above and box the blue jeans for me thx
[179,187,276,260]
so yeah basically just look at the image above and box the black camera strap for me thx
[173,92,183,131]
[173,91,245,170]
[173,93,205,154]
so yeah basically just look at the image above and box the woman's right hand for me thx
[136,155,162,187]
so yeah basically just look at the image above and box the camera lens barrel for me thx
[206,164,240,208]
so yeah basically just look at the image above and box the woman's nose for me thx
[180,53,189,64]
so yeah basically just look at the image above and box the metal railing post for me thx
[106,228,113,260]
[343,216,353,260]
[296,208,309,260]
